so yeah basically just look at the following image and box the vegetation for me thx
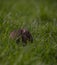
[0,0,57,65]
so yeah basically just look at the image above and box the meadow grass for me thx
[0,0,57,65]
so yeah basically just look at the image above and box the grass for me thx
[0,0,57,65]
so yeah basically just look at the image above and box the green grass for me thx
[0,0,57,65]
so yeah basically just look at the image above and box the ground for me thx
[0,0,57,65]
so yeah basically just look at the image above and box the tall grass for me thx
[0,0,57,65]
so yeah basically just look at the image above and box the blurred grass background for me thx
[0,0,57,65]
